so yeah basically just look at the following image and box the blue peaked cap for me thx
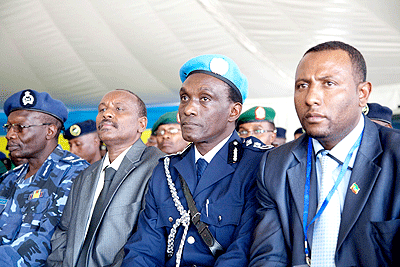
[179,54,248,103]
[4,89,68,123]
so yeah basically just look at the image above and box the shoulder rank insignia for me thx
[228,140,243,164]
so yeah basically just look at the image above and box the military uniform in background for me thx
[0,145,88,266]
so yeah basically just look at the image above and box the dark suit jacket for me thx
[46,139,164,267]
[122,133,269,266]
[250,117,400,267]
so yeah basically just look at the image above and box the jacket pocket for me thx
[156,206,181,229]
[200,203,243,247]
[22,194,50,228]
[370,219,400,264]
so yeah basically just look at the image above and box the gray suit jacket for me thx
[46,139,164,267]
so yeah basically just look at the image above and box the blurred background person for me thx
[152,110,189,154]
[236,106,276,146]
[364,102,393,128]
[64,119,102,164]
[273,127,286,147]
[294,127,304,140]
[145,132,158,147]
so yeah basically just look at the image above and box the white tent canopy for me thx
[1,0,399,137]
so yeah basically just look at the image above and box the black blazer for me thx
[250,116,400,267]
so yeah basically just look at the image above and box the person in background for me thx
[64,119,102,164]
[0,89,89,266]
[0,152,9,176]
[294,127,304,139]
[250,41,400,266]
[122,54,270,266]
[152,110,189,154]
[364,102,393,128]
[272,127,286,147]
[47,89,164,267]
[236,106,276,146]
[145,133,158,147]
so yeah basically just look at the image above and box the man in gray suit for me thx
[47,89,164,266]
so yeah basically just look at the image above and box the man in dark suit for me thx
[122,54,270,266]
[47,89,164,266]
[250,41,400,267]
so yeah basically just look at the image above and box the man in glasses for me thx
[152,111,189,154]
[0,89,89,266]
[236,106,277,146]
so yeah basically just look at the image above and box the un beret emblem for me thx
[70,125,81,137]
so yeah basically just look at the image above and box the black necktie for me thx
[77,166,116,265]
[196,158,208,182]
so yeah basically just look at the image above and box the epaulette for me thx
[60,153,88,164]
[242,136,274,151]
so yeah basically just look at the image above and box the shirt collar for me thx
[313,115,364,168]
[101,145,132,171]
[194,133,233,164]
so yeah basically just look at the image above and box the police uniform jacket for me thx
[0,145,89,266]
[250,116,400,266]
[122,132,270,267]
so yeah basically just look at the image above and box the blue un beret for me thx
[179,54,248,103]
[364,103,393,125]
[64,119,97,140]
[4,89,68,123]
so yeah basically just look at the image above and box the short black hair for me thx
[227,85,242,104]
[304,41,367,84]
[115,89,147,117]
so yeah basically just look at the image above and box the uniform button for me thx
[218,215,222,221]
[193,265,197,267]
[169,216,173,222]
[187,236,195,244]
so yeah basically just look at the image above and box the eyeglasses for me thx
[155,128,180,136]
[238,129,276,136]
[3,123,52,133]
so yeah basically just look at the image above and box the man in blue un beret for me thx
[0,89,89,266]
[123,54,272,266]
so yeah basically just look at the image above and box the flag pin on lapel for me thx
[350,183,360,194]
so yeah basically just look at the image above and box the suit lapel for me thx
[104,140,146,205]
[174,146,197,193]
[287,135,318,244]
[193,135,237,198]
[337,118,382,250]
[73,160,103,257]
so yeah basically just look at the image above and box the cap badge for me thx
[209,58,229,76]
[21,90,36,107]
[362,104,369,115]
[70,125,81,137]
[255,106,266,120]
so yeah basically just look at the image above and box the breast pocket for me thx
[200,202,243,247]
[370,219,400,263]
[22,190,50,228]
[156,206,181,230]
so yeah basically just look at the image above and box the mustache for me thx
[98,119,118,129]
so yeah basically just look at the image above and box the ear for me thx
[228,103,242,122]
[269,132,277,144]
[137,117,148,133]
[358,81,372,107]
[46,124,58,140]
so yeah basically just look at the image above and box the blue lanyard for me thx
[302,131,363,265]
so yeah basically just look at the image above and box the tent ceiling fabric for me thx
[0,0,399,112]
